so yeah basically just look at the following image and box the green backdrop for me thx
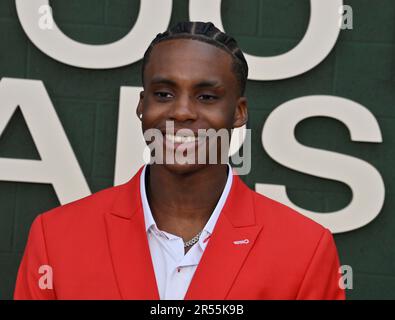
[1,0,394,300]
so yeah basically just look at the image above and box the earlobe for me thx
[136,90,144,119]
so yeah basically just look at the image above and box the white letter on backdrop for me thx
[0,78,90,204]
[258,95,384,233]
[16,0,172,68]
[114,86,147,185]
[189,0,342,80]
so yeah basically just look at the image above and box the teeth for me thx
[165,134,198,144]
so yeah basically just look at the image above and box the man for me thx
[14,22,345,300]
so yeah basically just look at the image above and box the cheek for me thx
[142,99,168,127]
[201,103,236,129]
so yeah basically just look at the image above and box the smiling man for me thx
[14,22,345,300]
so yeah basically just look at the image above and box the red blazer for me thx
[14,166,345,300]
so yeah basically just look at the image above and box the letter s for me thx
[258,95,385,233]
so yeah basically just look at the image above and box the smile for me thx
[165,134,202,144]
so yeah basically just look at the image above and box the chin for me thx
[161,162,207,175]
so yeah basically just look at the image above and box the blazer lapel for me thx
[185,175,263,300]
[104,167,263,300]
[104,167,160,300]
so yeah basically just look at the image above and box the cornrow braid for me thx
[141,21,249,96]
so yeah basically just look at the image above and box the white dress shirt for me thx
[140,164,233,300]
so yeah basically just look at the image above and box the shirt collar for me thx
[140,164,233,235]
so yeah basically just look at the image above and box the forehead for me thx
[144,38,236,86]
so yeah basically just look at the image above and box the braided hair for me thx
[141,21,249,96]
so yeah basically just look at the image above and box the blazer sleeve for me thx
[14,214,56,300]
[296,228,346,300]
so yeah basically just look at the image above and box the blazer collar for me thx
[110,165,256,227]
[105,166,263,299]
[109,166,144,220]
[184,168,263,299]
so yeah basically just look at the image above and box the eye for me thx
[154,91,173,100]
[198,94,218,101]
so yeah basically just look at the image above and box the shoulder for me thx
[246,188,339,278]
[38,183,126,231]
[249,188,328,242]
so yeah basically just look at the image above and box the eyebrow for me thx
[150,76,222,89]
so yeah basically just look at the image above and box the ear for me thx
[232,96,248,128]
[136,91,144,119]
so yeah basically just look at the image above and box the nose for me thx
[168,93,198,122]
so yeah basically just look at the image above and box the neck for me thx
[146,164,229,237]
